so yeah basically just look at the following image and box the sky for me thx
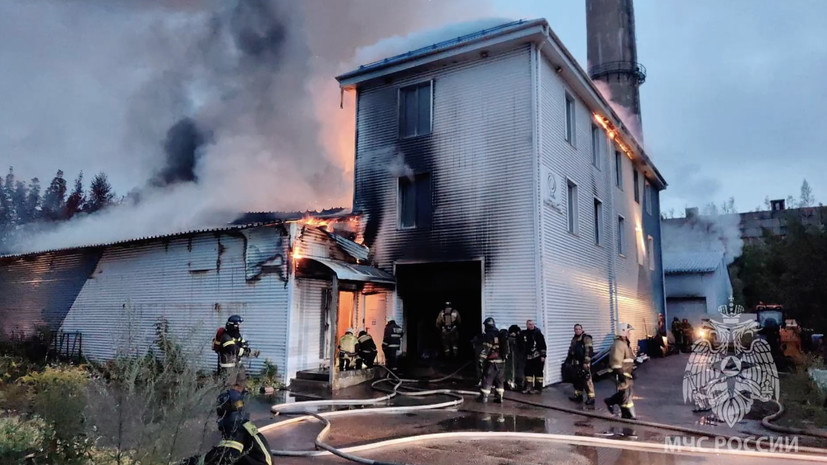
[1,0,826,251]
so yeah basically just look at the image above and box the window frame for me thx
[617,215,626,257]
[647,235,655,271]
[398,80,433,139]
[565,93,576,146]
[567,178,579,235]
[593,197,603,246]
[633,170,640,204]
[644,180,653,215]
[591,124,601,169]
[396,173,432,230]
[615,150,623,189]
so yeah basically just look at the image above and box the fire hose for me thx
[263,366,827,464]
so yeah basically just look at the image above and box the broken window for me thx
[398,173,432,229]
[400,81,432,138]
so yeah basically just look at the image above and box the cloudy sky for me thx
[1,0,826,251]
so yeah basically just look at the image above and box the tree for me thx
[22,177,41,223]
[799,179,814,208]
[3,167,19,227]
[12,180,27,224]
[85,172,114,213]
[42,169,68,221]
[720,197,737,214]
[65,171,85,219]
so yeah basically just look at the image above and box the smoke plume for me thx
[592,80,643,146]
[662,213,744,265]
[3,0,497,254]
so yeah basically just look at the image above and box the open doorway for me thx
[395,261,482,374]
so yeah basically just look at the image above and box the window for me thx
[398,173,432,228]
[565,93,576,145]
[644,180,653,215]
[617,216,626,256]
[591,124,601,169]
[647,235,655,270]
[633,170,640,203]
[567,179,578,234]
[615,151,623,188]
[399,81,432,138]
[593,198,603,245]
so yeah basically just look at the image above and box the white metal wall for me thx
[61,228,290,380]
[354,45,538,339]
[288,278,329,375]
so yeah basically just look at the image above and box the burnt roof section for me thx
[337,18,666,190]
[231,207,351,224]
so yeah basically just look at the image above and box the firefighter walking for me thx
[214,315,259,375]
[605,322,637,419]
[338,328,358,371]
[521,319,546,394]
[436,302,462,360]
[382,318,403,373]
[567,323,595,407]
[477,317,507,403]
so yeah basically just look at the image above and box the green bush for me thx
[20,365,90,442]
[0,415,54,463]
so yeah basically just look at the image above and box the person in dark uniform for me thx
[605,322,637,419]
[218,315,258,375]
[477,317,508,404]
[382,318,403,373]
[436,302,462,360]
[567,324,595,407]
[521,320,547,394]
[504,324,524,391]
[356,329,377,369]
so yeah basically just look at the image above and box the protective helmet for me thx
[216,389,249,437]
[483,317,496,331]
[618,322,635,338]
[345,328,355,334]
[226,315,243,332]
[358,330,368,337]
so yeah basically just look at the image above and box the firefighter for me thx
[477,317,508,403]
[682,319,695,351]
[567,324,595,407]
[217,315,259,374]
[382,318,403,373]
[181,372,272,465]
[436,301,462,359]
[605,322,637,419]
[355,330,377,369]
[521,319,547,394]
[338,328,358,371]
[671,317,683,352]
[504,324,524,391]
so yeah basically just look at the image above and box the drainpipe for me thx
[607,137,619,333]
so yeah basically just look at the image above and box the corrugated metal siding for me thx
[288,278,329,374]
[0,250,101,337]
[538,54,615,382]
[354,45,538,337]
[60,228,290,380]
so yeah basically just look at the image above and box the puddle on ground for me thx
[433,414,549,433]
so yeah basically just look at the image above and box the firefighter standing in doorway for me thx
[356,330,377,369]
[477,317,508,403]
[383,318,404,373]
[338,328,358,371]
[436,301,462,360]
[605,322,637,419]
[215,315,259,375]
[567,323,595,406]
[521,319,547,394]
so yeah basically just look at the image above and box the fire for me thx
[593,112,634,160]
[292,249,302,260]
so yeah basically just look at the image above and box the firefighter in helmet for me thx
[436,301,462,360]
[218,315,258,374]
[567,323,595,407]
[521,319,547,394]
[356,329,378,369]
[477,317,508,403]
[382,317,403,373]
[605,322,637,419]
[338,328,358,371]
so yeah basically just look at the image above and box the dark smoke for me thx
[153,118,209,187]
[230,0,286,62]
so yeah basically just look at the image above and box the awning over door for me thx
[305,257,395,285]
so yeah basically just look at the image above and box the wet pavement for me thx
[240,354,827,464]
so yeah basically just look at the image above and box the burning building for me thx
[337,15,666,382]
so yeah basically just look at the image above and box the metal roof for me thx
[663,252,724,274]
[306,257,395,285]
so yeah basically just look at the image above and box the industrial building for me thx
[663,251,733,327]
[1,5,667,386]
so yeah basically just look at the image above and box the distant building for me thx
[663,251,732,327]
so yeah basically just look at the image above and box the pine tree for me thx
[799,179,814,208]
[85,172,114,213]
[12,181,26,224]
[65,171,85,219]
[22,177,42,223]
[42,169,68,221]
[4,167,20,227]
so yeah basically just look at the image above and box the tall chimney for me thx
[586,0,646,131]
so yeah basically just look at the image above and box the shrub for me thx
[20,365,90,441]
[0,415,54,463]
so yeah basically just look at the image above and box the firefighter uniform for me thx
[521,323,547,393]
[671,317,684,352]
[338,329,358,371]
[504,325,524,390]
[477,318,507,403]
[382,320,403,372]
[356,330,377,369]
[568,331,595,404]
[605,327,636,419]
[436,303,462,359]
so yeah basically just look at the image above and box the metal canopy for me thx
[306,257,395,285]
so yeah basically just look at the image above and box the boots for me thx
[521,385,535,394]
[494,394,503,404]
[604,398,616,415]
[584,398,595,408]
[569,394,584,402]
[621,406,636,420]
[476,393,489,403]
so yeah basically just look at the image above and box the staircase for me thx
[289,368,330,393]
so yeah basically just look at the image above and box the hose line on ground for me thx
[761,400,827,440]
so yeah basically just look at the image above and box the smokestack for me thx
[586,0,646,131]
